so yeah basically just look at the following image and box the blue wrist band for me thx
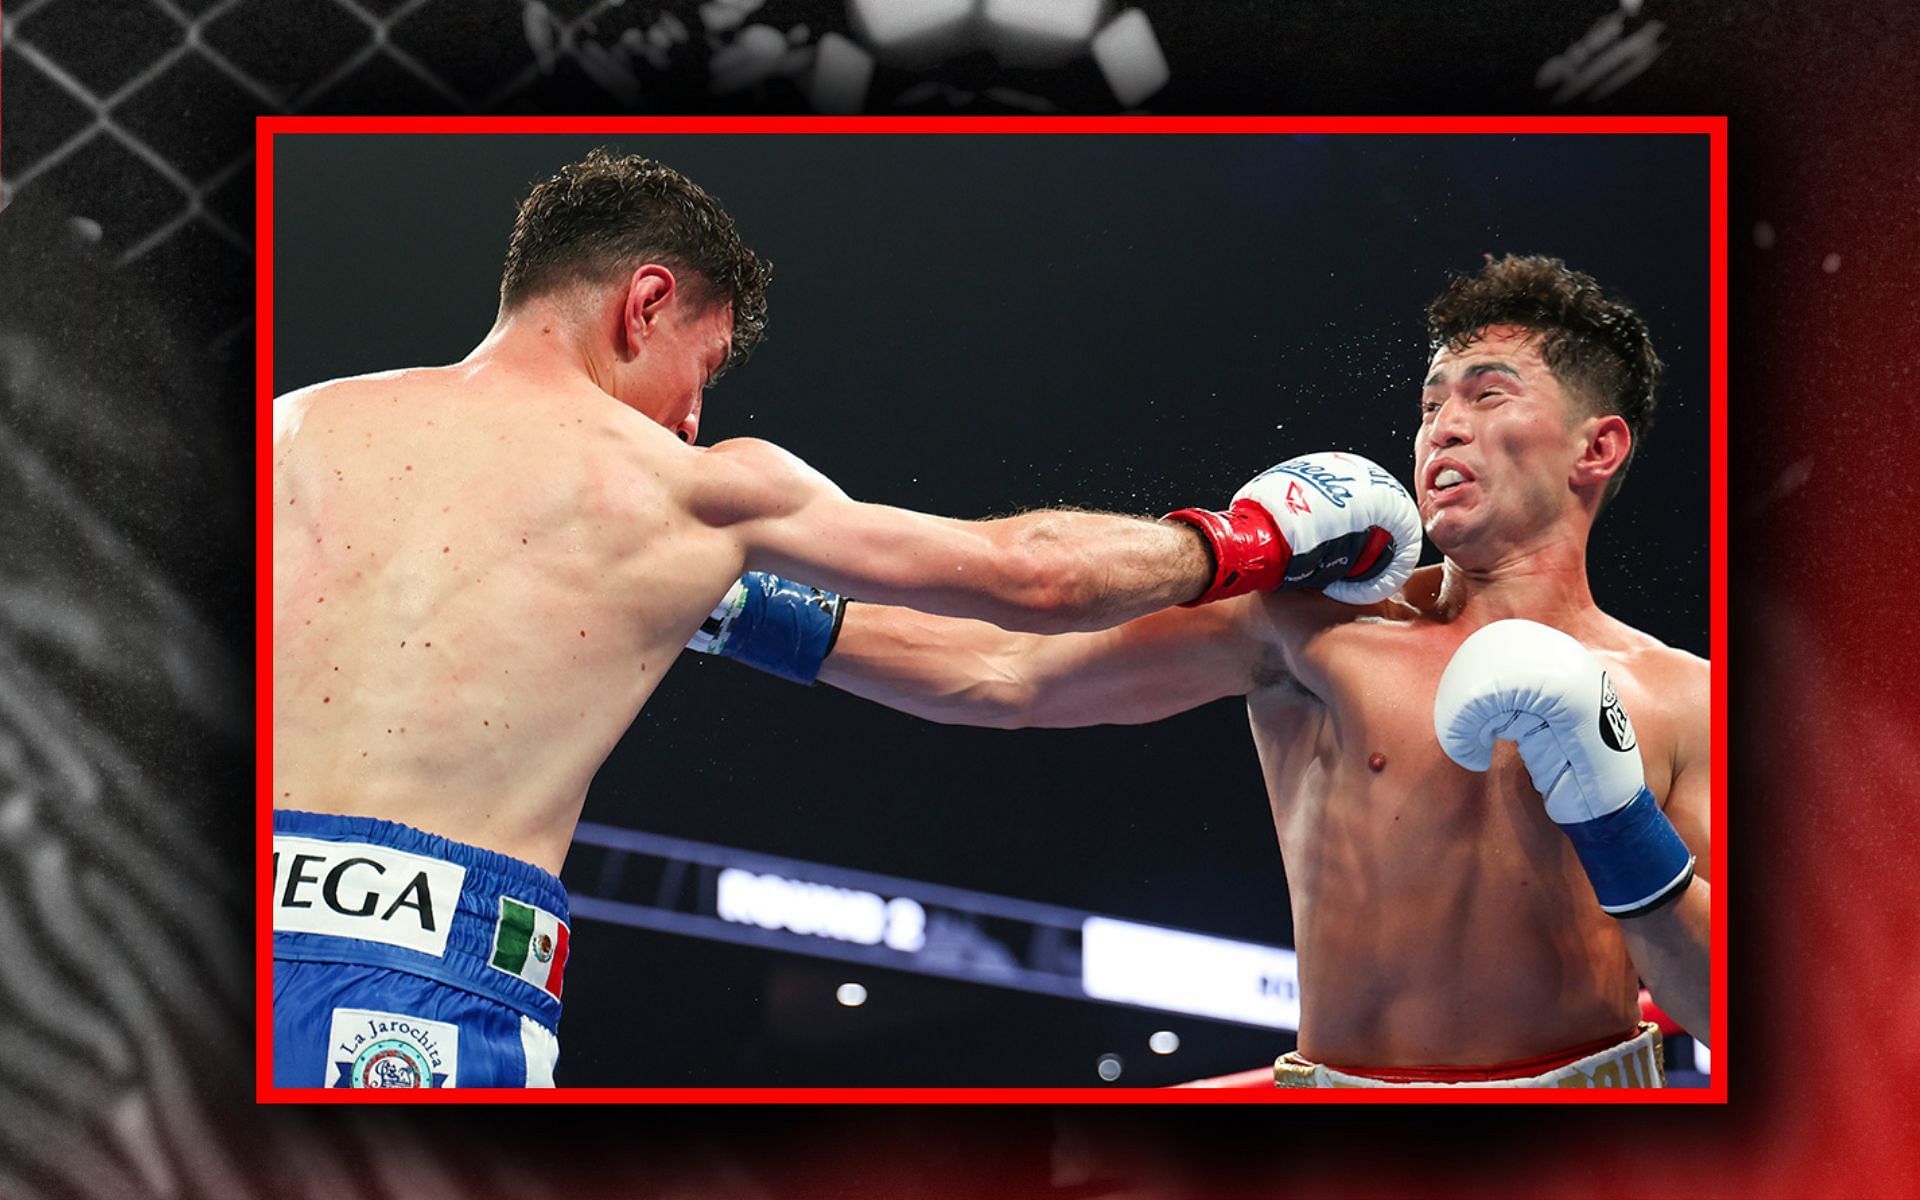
[726,572,847,685]
[1560,786,1696,919]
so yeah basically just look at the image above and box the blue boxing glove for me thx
[1433,619,1695,918]
[685,572,848,684]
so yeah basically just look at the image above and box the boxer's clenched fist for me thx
[1434,619,1695,918]
[1165,451,1422,606]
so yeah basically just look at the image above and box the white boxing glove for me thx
[1164,451,1422,607]
[1434,619,1695,918]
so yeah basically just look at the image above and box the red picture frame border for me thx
[255,114,1728,1105]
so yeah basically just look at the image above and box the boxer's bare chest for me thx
[1248,618,1512,893]
[1257,612,1679,852]
[1242,608,1678,1059]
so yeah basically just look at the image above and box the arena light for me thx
[569,822,1300,1031]
[1080,916,1300,1030]
[714,866,928,952]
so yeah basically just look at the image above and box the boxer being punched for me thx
[714,256,1711,1087]
[270,151,1411,1088]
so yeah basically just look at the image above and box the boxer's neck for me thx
[1432,529,1599,630]
[467,297,605,389]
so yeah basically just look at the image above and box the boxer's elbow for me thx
[961,641,1110,730]
[987,518,1103,634]
[1648,981,1711,1049]
[932,639,1048,728]
[831,617,1046,728]
[938,677,1042,729]
[1002,575,1094,636]
[841,674,1036,729]
[1624,881,1713,1046]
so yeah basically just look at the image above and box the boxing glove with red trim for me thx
[1165,451,1422,606]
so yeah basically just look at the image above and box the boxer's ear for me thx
[622,264,678,350]
[1571,413,1631,493]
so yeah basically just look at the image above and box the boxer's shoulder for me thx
[684,437,834,525]
[1624,642,1710,742]
[1244,575,1428,700]
[696,435,801,474]
[541,396,724,507]
[278,365,445,406]
[274,370,401,437]
[1585,621,1710,779]
[1589,618,1708,693]
[1272,563,1441,641]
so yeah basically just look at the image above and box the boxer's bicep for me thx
[1661,657,1714,880]
[1017,598,1275,728]
[692,437,1039,613]
[757,496,1042,617]
[1621,657,1714,1042]
[1664,767,1711,882]
[1604,654,1713,1043]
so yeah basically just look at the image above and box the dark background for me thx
[3,0,1917,1196]
[274,132,1710,1087]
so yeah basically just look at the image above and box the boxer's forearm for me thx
[973,510,1211,632]
[1619,880,1712,1045]
[713,437,1211,633]
[753,508,1211,637]
[819,599,1256,729]
[817,604,1041,729]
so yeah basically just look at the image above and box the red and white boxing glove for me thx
[1165,452,1422,606]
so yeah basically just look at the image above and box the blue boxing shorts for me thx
[272,810,570,1089]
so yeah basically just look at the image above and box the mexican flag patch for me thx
[490,897,569,999]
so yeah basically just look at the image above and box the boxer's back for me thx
[272,363,742,874]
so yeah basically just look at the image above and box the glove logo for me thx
[1267,461,1355,508]
[1366,465,1412,501]
[1598,672,1637,753]
[1253,456,1410,515]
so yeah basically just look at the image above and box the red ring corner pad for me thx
[1170,1067,1277,1089]
[1638,987,1683,1037]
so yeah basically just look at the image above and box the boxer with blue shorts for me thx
[273,811,568,1088]
[271,150,1219,1089]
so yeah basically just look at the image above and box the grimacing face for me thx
[1412,324,1595,565]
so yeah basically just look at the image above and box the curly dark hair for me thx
[1426,254,1663,505]
[500,149,770,377]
